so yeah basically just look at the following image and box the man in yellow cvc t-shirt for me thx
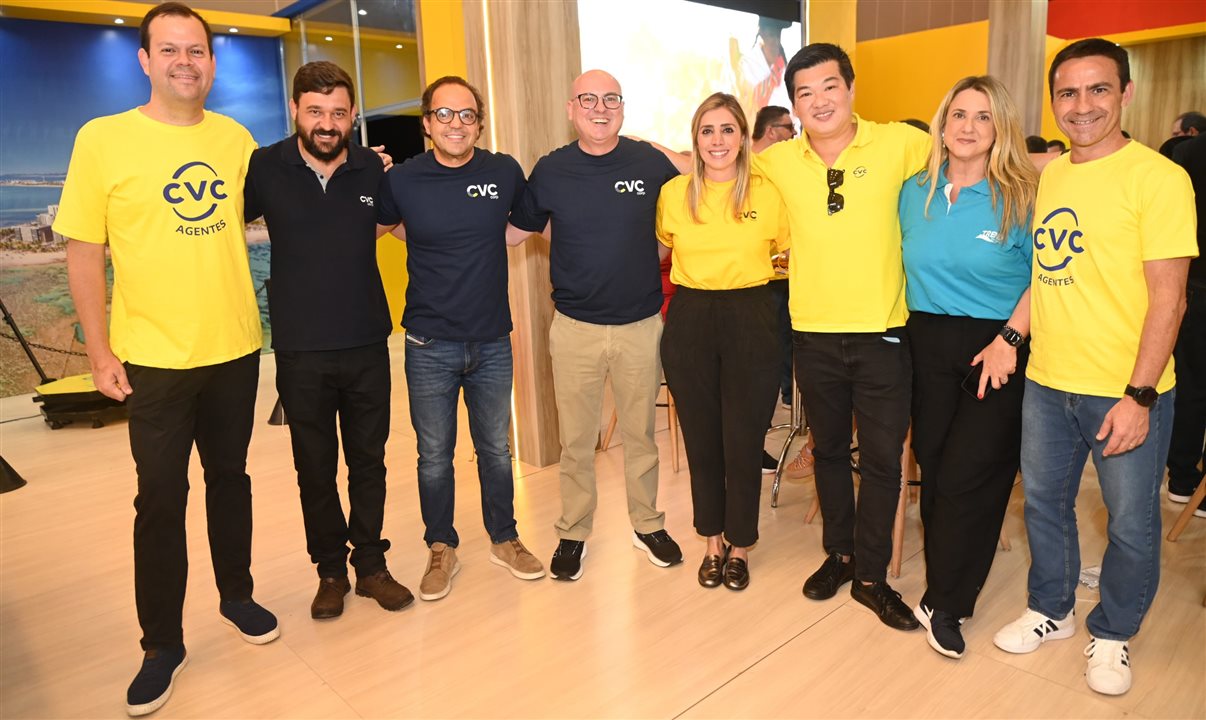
[52,4,276,716]
[992,39,1197,698]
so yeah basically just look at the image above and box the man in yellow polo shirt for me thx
[54,3,277,716]
[992,38,1196,697]
[755,43,930,631]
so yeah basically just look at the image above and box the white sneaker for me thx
[1084,637,1132,695]
[993,608,1075,654]
[1168,489,1192,503]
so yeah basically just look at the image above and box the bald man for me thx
[509,70,683,580]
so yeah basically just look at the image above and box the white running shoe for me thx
[1084,637,1132,695]
[993,608,1075,654]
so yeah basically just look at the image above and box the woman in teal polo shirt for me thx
[900,75,1038,659]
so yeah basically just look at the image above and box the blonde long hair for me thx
[920,76,1037,241]
[687,92,752,224]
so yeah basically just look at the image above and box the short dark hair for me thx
[752,106,790,140]
[1025,135,1048,153]
[1177,111,1206,134]
[785,43,855,99]
[140,2,212,55]
[901,118,929,133]
[1048,38,1130,100]
[1048,139,1067,153]
[292,61,355,105]
[419,76,486,137]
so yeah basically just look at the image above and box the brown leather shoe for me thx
[724,555,750,591]
[698,546,729,588]
[311,576,351,619]
[355,569,414,611]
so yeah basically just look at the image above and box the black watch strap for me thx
[999,325,1024,347]
[1124,384,1158,407]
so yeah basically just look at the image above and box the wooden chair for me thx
[1166,480,1206,542]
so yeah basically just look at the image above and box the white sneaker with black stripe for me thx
[1084,637,1131,695]
[993,608,1075,654]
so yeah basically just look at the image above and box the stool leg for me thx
[888,427,913,578]
[1167,480,1206,542]
[601,409,618,451]
[667,390,680,473]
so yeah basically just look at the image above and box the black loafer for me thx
[723,555,749,591]
[851,580,920,631]
[698,546,728,588]
[803,552,855,600]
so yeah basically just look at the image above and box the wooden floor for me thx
[1,336,1203,719]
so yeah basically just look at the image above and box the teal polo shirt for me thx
[900,167,1032,320]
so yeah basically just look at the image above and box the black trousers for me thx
[1168,283,1206,496]
[126,351,259,651]
[662,285,780,547]
[793,328,911,581]
[768,279,793,402]
[275,341,392,579]
[907,312,1027,618]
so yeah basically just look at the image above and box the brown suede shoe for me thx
[311,576,351,619]
[355,569,414,611]
[419,542,460,601]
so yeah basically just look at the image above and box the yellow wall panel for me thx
[853,21,989,125]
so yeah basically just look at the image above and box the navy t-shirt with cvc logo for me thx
[510,138,680,325]
[377,149,526,342]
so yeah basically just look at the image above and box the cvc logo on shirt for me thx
[1033,206,1084,286]
[614,179,646,196]
[466,183,499,199]
[163,161,229,236]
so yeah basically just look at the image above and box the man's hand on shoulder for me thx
[371,145,393,171]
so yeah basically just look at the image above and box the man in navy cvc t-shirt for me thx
[508,69,684,581]
[377,76,545,602]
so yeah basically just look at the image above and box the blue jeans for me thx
[404,334,518,548]
[1021,379,1174,641]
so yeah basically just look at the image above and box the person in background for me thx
[1025,135,1047,154]
[902,118,930,134]
[900,76,1038,659]
[658,92,788,591]
[1046,138,1066,153]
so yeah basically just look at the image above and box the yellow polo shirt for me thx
[755,116,931,332]
[1028,141,1197,396]
[54,109,262,369]
[656,174,789,290]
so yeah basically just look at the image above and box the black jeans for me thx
[126,351,259,651]
[662,285,780,547]
[276,342,392,579]
[793,328,911,581]
[907,312,1027,618]
[768,279,793,403]
[1167,283,1206,496]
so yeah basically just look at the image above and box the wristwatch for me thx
[998,325,1025,347]
[1124,384,1158,407]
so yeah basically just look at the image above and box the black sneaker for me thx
[218,599,280,644]
[550,540,586,581]
[802,552,855,600]
[851,580,921,631]
[126,645,187,717]
[915,602,966,658]
[633,530,683,567]
[761,451,779,475]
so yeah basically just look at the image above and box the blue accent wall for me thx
[0,17,288,176]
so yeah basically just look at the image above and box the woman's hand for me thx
[970,335,1018,399]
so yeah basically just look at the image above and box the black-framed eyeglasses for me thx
[426,107,479,125]
[827,168,845,215]
[771,122,796,136]
[575,92,623,110]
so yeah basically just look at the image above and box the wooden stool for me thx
[1166,481,1206,542]
[600,384,680,472]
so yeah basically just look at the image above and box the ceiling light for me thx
[229,27,239,33]
[324,36,333,41]
[114,18,125,24]
[395,44,403,49]
[358,9,367,15]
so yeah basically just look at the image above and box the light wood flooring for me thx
[1,336,1203,719]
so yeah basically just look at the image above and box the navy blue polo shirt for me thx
[244,136,392,352]
[377,149,526,342]
[510,138,679,325]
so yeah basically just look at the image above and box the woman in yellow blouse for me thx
[657,92,789,590]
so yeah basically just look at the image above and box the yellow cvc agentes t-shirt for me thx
[1028,141,1197,397]
[54,109,262,369]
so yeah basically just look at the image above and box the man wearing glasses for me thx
[509,70,683,581]
[377,76,544,603]
[754,43,930,631]
[751,105,796,154]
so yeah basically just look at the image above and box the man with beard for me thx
[377,76,544,602]
[56,3,277,715]
[243,61,410,619]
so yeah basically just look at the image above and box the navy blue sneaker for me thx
[126,645,187,717]
[218,599,280,645]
